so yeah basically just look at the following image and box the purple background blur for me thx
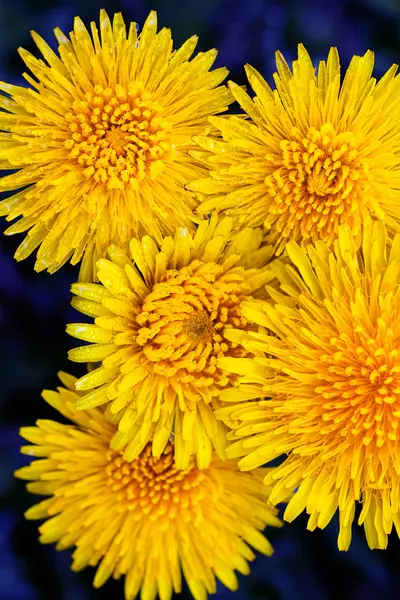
[1,0,400,598]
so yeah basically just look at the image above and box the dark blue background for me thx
[1,0,400,598]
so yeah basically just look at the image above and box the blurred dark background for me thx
[1,0,400,598]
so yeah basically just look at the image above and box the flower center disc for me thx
[65,82,171,190]
[185,312,213,341]
[314,295,400,450]
[106,443,205,517]
[105,126,130,156]
[135,262,248,383]
[265,123,370,242]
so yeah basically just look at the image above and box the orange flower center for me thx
[64,82,172,190]
[265,123,370,243]
[314,297,400,449]
[135,261,250,388]
[106,443,206,519]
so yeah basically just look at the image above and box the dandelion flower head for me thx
[16,372,282,600]
[66,215,274,469]
[0,10,231,280]
[218,221,400,550]
[192,46,400,251]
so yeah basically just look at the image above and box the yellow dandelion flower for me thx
[217,221,400,550]
[0,10,232,281]
[190,45,400,251]
[15,372,282,600]
[66,215,274,469]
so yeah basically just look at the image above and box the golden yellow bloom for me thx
[15,372,282,600]
[217,221,400,550]
[66,216,274,469]
[0,10,231,281]
[191,46,400,251]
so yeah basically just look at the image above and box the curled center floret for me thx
[65,82,171,190]
[135,261,249,384]
[105,443,204,518]
[265,123,370,241]
[315,302,400,448]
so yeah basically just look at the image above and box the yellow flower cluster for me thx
[3,8,400,600]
